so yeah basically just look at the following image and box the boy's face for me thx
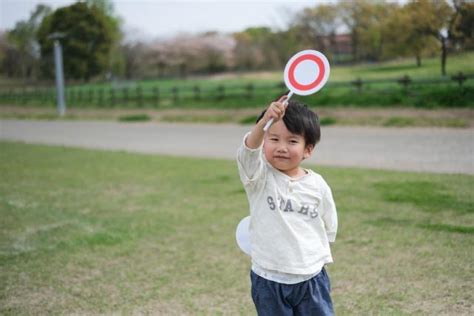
[263,120,314,177]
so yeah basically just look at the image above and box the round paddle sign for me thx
[263,50,330,131]
[284,49,330,96]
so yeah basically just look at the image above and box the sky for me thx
[0,0,325,41]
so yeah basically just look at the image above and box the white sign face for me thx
[283,50,330,96]
[235,216,251,256]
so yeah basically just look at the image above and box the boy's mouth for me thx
[274,155,290,160]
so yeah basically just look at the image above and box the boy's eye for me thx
[289,139,299,144]
[270,138,278,141]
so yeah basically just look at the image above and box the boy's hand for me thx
[263,95,288,124]
[245,95,288,149]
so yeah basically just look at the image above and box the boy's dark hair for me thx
[256,99,321,147]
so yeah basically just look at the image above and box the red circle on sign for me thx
[288,54,326,91]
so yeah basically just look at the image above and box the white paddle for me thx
[235,216,251,256]
[263,50,330,132]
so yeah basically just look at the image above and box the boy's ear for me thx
[303,144,314,159]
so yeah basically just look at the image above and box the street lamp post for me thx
[48,32,66,116]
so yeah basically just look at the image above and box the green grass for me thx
[0,142,473,314]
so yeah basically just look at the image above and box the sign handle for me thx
[263,91,294,132]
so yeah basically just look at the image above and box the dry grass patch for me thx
[1,105,473,128]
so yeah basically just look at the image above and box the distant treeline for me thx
[1,0,473,82]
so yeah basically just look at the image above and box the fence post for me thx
[172,86,178,103]
[66,88,71,106]
[246,83,254,99]
[193,85,200,101]
[77,89,82,106]
[98,88,103,107]
[31,88,37,106]
[38,89,42,106]
[451,72,467,87]
[14,89,19,105]
[51,88,56,106]
[21,87,27,105]
[123,87,129,107]
[110,88,115,107]
[88,88,94,107]
[397,75,411,90]
[351,78,363,92]
[153,86,160,107]
[74,88,79,106]
[217,84,225,100]
[136,85,142,107]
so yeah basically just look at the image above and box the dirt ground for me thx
[0,105,473,128]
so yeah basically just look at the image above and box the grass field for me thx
[0,142,473,315]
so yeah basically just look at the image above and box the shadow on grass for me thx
[366,217,474,234]
[418,223,474,234]
[373,180,473,214]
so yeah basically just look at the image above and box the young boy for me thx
[237,95,338,316]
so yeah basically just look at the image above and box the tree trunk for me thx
[351,31,358,62]
[416,55,422,67]
[441,36,447,76]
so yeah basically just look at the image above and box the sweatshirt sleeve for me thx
[320,181,338,242]
[236,132,266,188]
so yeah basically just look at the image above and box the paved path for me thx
[1,120,473,174]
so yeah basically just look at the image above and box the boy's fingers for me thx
[272,103,285,117]
[267,99,286,122]
[278,95,288,103]
[273,102,285,111]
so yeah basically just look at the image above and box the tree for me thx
[338,0,369,62]
[233,28,271,70]
[383,4,438,66]
[265,29,301,69]
[232,27,294,71]
[132,32,235,79]
[452,1,474,49]
[294,4,340,60]
[0,31,14,77]
[338,0,398,62]
[84,0,124,78]
[121,41,146,79]
[198,32,235,74]
[5,4,51,79]
[404,0,454,76]
[37,2,114,81]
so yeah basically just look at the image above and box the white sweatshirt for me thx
[237,133,338,279]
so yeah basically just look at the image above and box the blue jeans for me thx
[250,268,334,316]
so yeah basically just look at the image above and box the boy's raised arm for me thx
[245,96,288,149]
